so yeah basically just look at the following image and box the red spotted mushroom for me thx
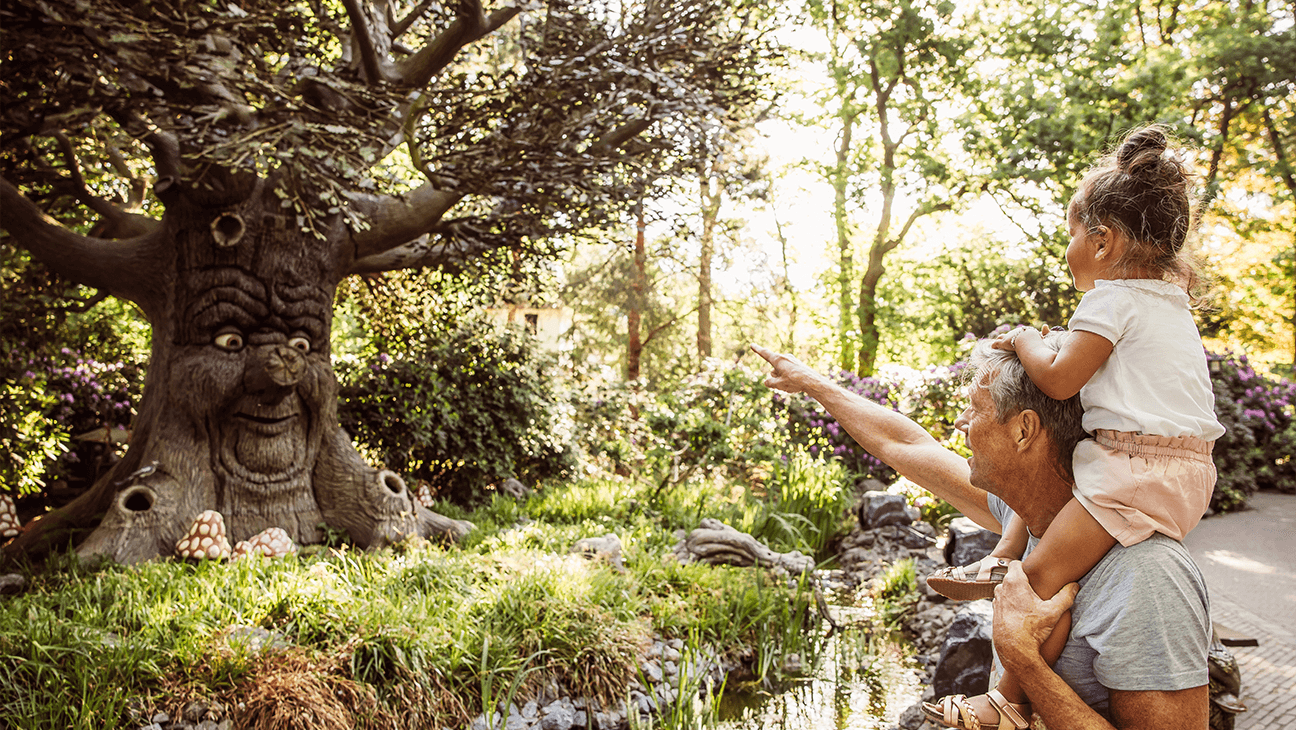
[0,494,19,538]
[232,527,297,559]
[175,510,232,560]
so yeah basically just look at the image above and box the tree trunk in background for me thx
[833,113,858,373]
[697,174,721,362]
[626,206,647,381]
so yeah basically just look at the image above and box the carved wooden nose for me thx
[244,345,305,403]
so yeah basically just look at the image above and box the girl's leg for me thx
[993,499,1115,706]
[990,513,1029,560]
[930,499,1115,725]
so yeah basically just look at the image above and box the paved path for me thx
[1184,490,1296,730]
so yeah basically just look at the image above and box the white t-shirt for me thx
[1068,279,1224,440]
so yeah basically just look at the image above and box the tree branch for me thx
[48,132,160,239]
[346,232,498,275]
[393,0,437,37]
[341,183,465,263]
[341,0,386,84]
[0,176,166,306]
[397,5,520,88]
[587,117,655,155]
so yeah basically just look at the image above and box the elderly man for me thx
[751,338,1210,730]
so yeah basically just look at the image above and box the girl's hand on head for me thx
[992,326,1032,352]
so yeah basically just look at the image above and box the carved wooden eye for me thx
[288,336,311,353]
[214,332,244,351]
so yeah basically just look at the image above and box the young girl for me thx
[922,125,1224,730]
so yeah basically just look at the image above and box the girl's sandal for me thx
[921,689,1032,730]
[925,556,1013,601]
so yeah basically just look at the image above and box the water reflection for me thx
[716,602,925,729]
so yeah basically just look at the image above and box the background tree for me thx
[0,0,771,563]
[802,0,975,375]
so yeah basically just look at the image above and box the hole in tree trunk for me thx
[210,213,245,248]
[379,470,405,496]
[120,486,156,512]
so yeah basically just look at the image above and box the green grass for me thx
[0,470,848,729]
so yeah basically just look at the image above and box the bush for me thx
[1208,351,1296,510]
[775,362,970,483]
[1,345,141,497]
[337,318,576,502]
[564,358,787,495]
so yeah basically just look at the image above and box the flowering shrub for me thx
[337,319,577,503]
[1208,351,1296,510]
[1,346,142,495]
[775,363,971,483]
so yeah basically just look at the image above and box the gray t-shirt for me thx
[988,495,1211,715]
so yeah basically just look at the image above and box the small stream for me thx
[716,601,926,729]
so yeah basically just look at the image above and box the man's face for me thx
[953,373,1017,493]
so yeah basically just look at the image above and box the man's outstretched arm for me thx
[751,344,998,531]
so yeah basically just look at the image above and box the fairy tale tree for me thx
[0,0,768,563]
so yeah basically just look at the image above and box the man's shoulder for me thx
[1075,534,1208,618]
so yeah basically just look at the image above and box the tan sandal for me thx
[922,689,1032,730]
[925,556,1013,601]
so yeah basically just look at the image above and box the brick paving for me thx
[1210,594,1296,730]
[1184,491,1296,730]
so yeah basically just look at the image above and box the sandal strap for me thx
[985,689,1031,729]
[955,696,982,730]
[973,557,1011,583]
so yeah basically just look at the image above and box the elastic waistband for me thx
[1093,429,1215,462]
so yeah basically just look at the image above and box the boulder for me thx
[943,517,1000,568]
[857,490,913,529]
[571,534,626,573]
[931,600,994,699]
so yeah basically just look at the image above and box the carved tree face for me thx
[175,264,335,508]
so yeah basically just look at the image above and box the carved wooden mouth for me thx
[237,412,296,425]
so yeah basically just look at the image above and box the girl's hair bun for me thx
[1116,126,1169,174]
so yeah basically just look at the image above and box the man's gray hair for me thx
[968,332,1087,483]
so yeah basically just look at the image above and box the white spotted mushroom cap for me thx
[0,493,19,538]
[175,510,232,560]
[415,482,434,509]
[232,527,296,560]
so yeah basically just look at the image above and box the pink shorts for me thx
[1072,429,1217,547]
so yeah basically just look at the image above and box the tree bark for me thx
[697,173,721,362]
[626,205,647,381]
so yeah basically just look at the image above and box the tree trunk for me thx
[626,206,647,381]
[5,175,471,565]
[697,175,721,362]
[833,113,858,372]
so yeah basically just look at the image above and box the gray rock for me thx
[898,700,928,729]
[0,573,26,595]
[522,700,539,719]
[570,534,626,573]
[943,517,1000,568]
[931,600,994,698]
[151,713,170,725]
[858,491,913,529]
[196,722,219,730]
[499,478,531,499]
[640,659,663,683]
[540,698,576,730]
[182,701,208,722]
